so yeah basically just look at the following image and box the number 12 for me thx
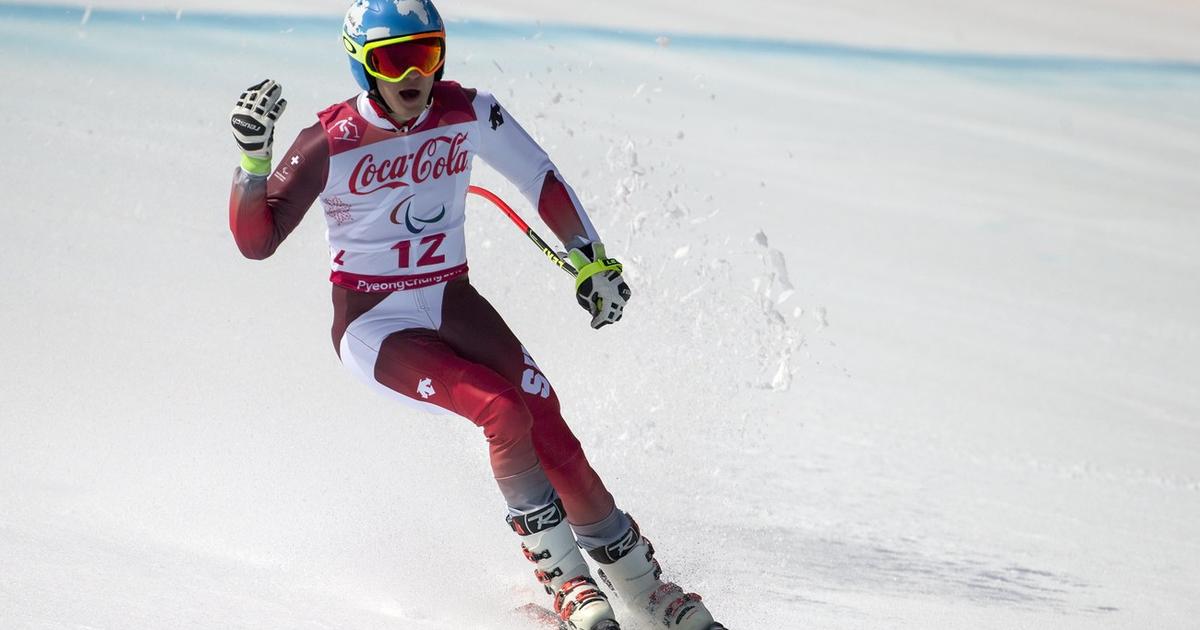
[393,233,447,269]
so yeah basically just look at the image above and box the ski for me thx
[514,603,730,629]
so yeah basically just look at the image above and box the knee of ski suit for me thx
[466,384,538,477]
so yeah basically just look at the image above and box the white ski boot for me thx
[586,518,726,630]
[510,500,621,630]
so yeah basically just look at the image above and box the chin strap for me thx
[365,75,395,114]
[368,90,391,113]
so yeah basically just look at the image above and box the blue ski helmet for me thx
[343,0,446,90]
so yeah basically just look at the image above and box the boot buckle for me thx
[522,544,552,562]
[535,567,563,584]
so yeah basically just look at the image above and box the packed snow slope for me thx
[2,2,1199,629]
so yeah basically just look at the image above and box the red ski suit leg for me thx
[332,278,616,526]
[375,329,541,479]
[437,280,615,526]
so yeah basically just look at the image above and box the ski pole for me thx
[467,185,579,278]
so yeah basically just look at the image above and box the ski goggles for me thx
[343,31,446,83]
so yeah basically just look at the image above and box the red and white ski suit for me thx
[229,82,614,525]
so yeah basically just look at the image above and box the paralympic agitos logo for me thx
[348,132,470,195]
[388,194,446,233]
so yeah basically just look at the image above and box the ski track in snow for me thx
[2,3,1200,629]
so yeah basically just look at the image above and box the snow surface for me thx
[2,2,1199,629]
[11,0,1200,58]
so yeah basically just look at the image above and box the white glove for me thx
[568,242,632,329]
[230,79,287,166]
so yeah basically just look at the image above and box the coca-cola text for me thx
[349,133,470,195]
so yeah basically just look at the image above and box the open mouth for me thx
[399,88,421,101]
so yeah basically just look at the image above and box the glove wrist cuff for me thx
[239,154,272,176]
[573,258,622,291]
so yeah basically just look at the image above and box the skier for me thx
[227,1,724,629]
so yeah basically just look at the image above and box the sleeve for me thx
[472,91,600,249]
[228,122,330,260]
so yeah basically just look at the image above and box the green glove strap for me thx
[568,243,622,292]
[240,154,272,176]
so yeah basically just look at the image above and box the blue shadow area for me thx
[3,1,1200,76]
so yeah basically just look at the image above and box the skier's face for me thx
[377,72,436,122]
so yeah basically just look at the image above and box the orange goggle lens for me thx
[367,37,445,80]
